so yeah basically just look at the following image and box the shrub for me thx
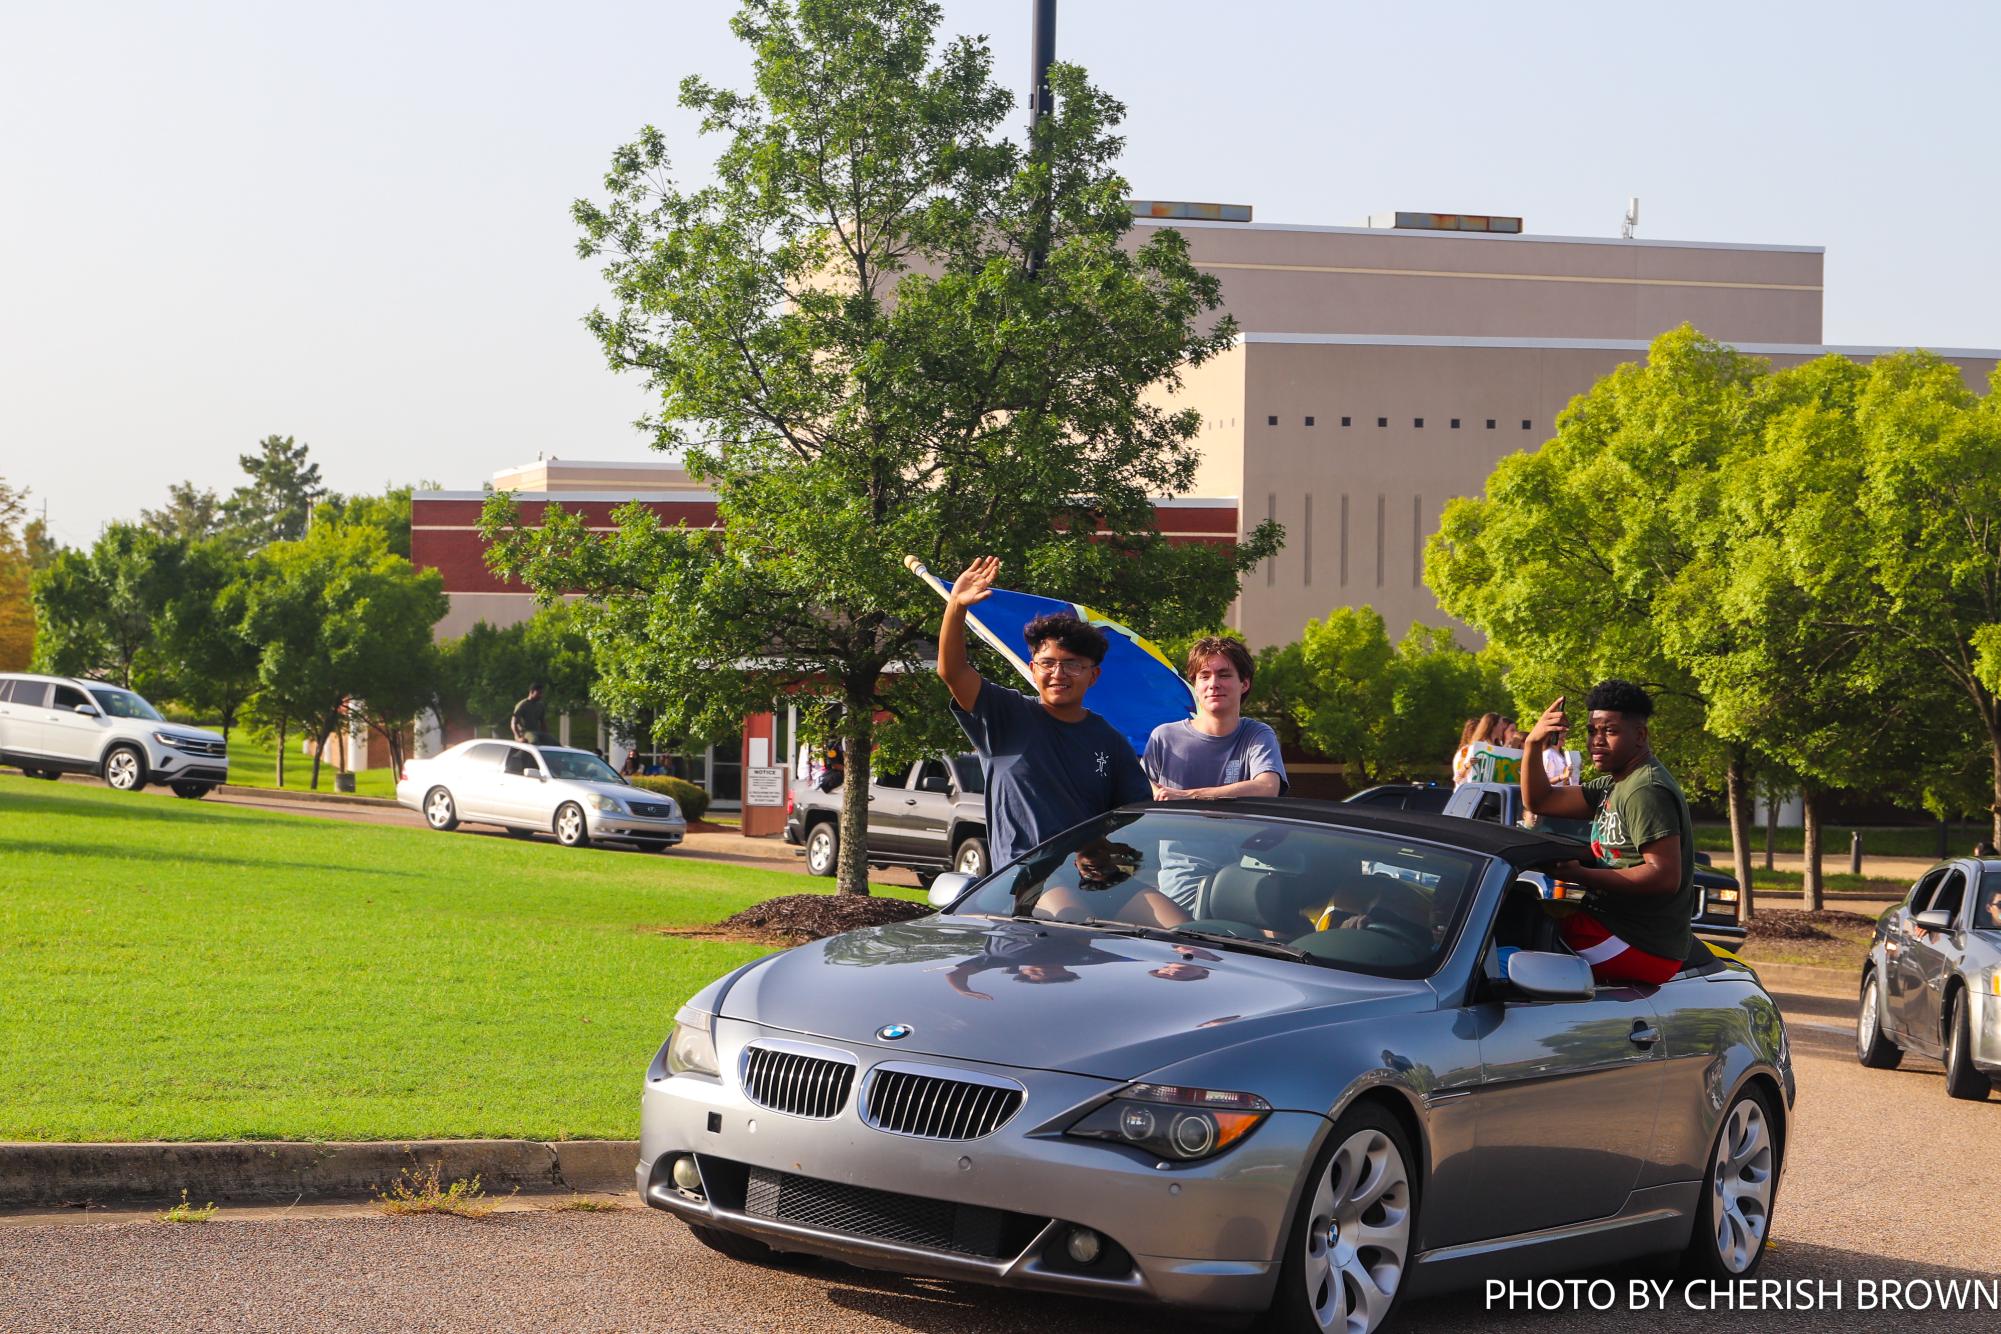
[627,774,710,822]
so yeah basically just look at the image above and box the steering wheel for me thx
[1175,918,1267,940]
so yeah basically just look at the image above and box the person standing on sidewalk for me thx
[1521,679,1696,984]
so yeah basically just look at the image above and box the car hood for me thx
[557,778,672,809]
[717,915,1425,1081]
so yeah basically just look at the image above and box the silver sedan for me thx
[396,740,686,850]
[638,802,1792,1331]
[1857,854,2001,1099]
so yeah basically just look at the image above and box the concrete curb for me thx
[1743,960,1857,998]
[53,771,402,809]
[0,1139,639,1209]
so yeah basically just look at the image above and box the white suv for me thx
[0,673,229,798]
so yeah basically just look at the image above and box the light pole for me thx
[1026,0,1056,276]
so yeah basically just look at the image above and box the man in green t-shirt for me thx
[1521,679,1695,985]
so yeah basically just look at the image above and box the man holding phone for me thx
[1521,679,1696,985]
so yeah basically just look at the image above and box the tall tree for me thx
[437,606,596,735]
[1427,327,1767,880]
[142,482,228,543]
[236,524,446,789]
[157,539,260,742]
[313,483,429,560]
[486,0,1277,893]
[224,435,325,549]
[29,524,183,688]
[0,481,35,671]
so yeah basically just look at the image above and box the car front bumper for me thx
[147,748,227,784]
[588,809,687,844]
[637,1020,1324,1313]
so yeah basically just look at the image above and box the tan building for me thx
[1137,212,1999,646]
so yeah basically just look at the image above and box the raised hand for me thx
[1525,696,1567,749]
[948,556,1000,608]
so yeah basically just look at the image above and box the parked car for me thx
[0,672,227,798]
[641,800,1792,1330]
[784,754,989,882]
[396,740,686,850]
[1440,781,1744,938]
[1344,782,1452,814]
[1857,855,2001,1100]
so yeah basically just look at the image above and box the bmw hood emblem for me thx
[877,1023,913,1041]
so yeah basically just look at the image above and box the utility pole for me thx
[1026,0,1057,276]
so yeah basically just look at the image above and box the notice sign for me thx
[746,767,786,807]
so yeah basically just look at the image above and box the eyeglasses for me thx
[1030,658,1094,678]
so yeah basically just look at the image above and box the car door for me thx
[1884,870,1945,1042]
[0,679,47,757]
[1897,865,1968,1050]
[451,742,513,820]
[42,682,106,764]
[1468,982,1666,1237]
[894,758,957,864]
[863,763,921,855]
[493,744,554,824]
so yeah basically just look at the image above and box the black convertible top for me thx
[1131,797,1590,867]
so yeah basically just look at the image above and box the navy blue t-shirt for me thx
[951,678,1150,867]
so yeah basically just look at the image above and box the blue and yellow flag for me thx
[905,557,1196,756]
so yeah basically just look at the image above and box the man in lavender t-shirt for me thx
[1143,637,1289,908]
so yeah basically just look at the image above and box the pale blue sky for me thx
[6,0,1998,545]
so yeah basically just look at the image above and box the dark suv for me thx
[784,754,990,883]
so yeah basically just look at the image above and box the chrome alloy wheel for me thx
[556,803,588,846]
[1302,1126,1412,1333]
[105,748,142,790]
[1709,1096,1775,1273]
[1858,979,1880,1056]
[425,788,456,829]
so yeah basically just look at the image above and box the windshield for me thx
[86,686,163,721]
[952,809,1489,979]
[538,749,622,784]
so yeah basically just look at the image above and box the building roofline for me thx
[493,458,688,472]
[1137,217,1825,255]
[417,490,1241,507]
[1236,332,2001,359]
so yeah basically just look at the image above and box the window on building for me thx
[1413,418,1423,429]
[1266,493,1277,587]
[1302,494,1313,587]
[1412,495,1423,587]
[1340,416,1351,427]
[1304,416,1315,427]
[1377,417,1387,428]
[1268,415,1278,426]
[1486,419,1496,429]
[1375,494,1387,588]
[1450,418,1461,429]
[1522,419,1532,430]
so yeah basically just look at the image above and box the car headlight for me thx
[588,793,626,813]
[152,731,191,750]
[1711,888,1739,903]
[665,1019,719,1077]
[1065,1081,1270,1161]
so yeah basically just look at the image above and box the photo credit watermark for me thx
[1486,1278,2001,1312]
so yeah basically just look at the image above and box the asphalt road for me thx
[6,988,1996,1334]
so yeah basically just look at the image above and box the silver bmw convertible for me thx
[640,801,1792,1331]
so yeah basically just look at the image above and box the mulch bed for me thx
[719,894,933,942]
[1742,908,1877,942]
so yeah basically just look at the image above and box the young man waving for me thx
[1521,679,1697,985]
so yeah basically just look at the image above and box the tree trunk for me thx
[276,717,287,788]
[1726,754,1755,921]
[1989,725,2001,847]
[836,691,875,896]
[1763,785,1778,872]
[1800,787,1824,913]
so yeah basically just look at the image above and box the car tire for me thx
[1682,1083,1779,1280]
[804,822,838,877]
[952,836,989,879]
[1265,1101,1417,1334]
[686,1223,813,1268]
[423,786,460,831]
[1856,970,1903,1069]
[103,745,146,792]
[29,768,59,781]
[1943,990,1991,1101]
[170,782,211,800]
[554,802,591,848]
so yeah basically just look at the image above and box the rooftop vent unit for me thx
[1365,211,1522,234]
[1128,200,1253,222]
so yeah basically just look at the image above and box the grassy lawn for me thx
[0,775,919,1142]
[218,729,398,798]
[1693,822,1962,860]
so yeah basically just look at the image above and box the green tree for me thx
[29,524,184,688]
[0,481,36,671]
[157,539,260,742]
[224,435,325,550]
[1378,623,1511,779]
[1427,327,1768,889]
[437,606,596,736]
[487,0,1277,893]
[314,483,429,560]
[237,524,446,790]
[1289,607,1395,772]
[142,482,228,543]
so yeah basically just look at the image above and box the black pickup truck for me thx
[784,754,991,883]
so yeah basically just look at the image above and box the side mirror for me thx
[1914,908,1954,931]
[917,776,951,794]
[74,704,100,717]
[1506,950,1596,1001]
[926,872,974,909]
